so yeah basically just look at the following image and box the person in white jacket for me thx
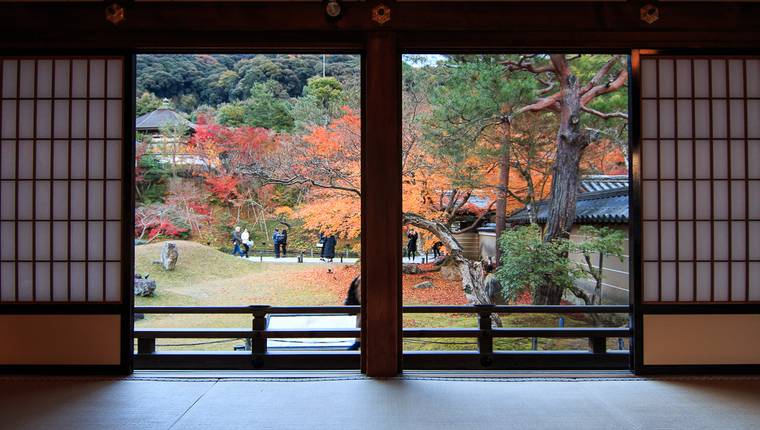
[241,228,251,258]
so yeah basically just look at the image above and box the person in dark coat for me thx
[280,229,288,257]
[272,228,281,258]
[344,275,361,351]
[432,241,443,258]
[406,228,419,261]
[231,226,243,257]
[322,235,337,262]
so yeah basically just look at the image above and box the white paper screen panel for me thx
[640,55,760,303]
[0,57,123,303]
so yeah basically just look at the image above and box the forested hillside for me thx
[136,54,360,114]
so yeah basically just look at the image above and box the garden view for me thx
[134,53,630,353]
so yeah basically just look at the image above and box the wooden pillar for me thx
[362,32,402,377]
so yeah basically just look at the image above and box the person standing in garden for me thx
[231,226,243,257]
[241,228,251,258]
[406,228,419,261]
[281,229,288,258]
[322,234,337,262]
[272,228,282,258]
[432,241,443,259]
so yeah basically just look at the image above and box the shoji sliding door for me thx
[634,51,760,371]
[0,56,131,372]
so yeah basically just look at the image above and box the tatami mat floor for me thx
[1,372,759,429]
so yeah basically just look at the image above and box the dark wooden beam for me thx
[363,31,402,377]
[1,2,760,49]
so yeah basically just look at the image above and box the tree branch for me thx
[580,62,629,107]
[581,55,622,94]
[453,200,497,234]
[403,212,464,258]
[262,174,362,197]
[581,105,629,120]
[567,284,592,306]
[513,92,562,115]
[500,57,555,75]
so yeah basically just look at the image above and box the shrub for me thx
[495,225,577,303]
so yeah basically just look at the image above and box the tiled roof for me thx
[135,108,196,131]
[507,188,629,225]
[579,175,629,193]
[507,176,629,225]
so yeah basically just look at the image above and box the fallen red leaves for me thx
[402,272,467,305]
[291,265,360,303]
[291,264,468,305]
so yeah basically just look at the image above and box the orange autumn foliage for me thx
[291,108,361,244]
[582,138,628,175]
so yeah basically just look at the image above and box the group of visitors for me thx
[232,226,340,261]
[231,226,253,258]
[231,226,289,259]
[406,227,445,261]
[272,228,288,258]
[318,232,337,262]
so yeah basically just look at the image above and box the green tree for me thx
[303,76,343,106]
[423,56,538,259]
[214,82,294,131]
[232,57,301,99]
[495,224,625,307]
[136,92,162,116]
[243,81,294,132]
[159,122,191,177]
[135,151,170,204]
[495,225,577,303]
[292,76,345,130]
[216,102,248,127]
[572,226,625,306]
[176,94,198,113]
[191,105,217,123]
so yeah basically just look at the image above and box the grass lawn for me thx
[135,240,629,353]
[135,240,356,351]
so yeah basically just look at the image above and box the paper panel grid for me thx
[640,55,760,303]
[0,57,124,303]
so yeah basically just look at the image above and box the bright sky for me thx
[402,54,446,67]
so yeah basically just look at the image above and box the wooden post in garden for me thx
[251,306,269,368]
[476,304,494,367]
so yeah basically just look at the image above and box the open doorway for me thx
[400,53,632,369]
[131,53,362,369]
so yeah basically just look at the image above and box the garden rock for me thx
[413,281,434,289]
[440,264,462,281]
[153,242,179,271]
[134,273,156,297]
[402,263,421,274]
[484,274,507,305]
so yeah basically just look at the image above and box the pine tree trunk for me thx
[494,119,511,266]
[542,138,585,243]
[532,275,565,305]
[533,57,591,305]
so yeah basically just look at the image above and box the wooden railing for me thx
[403,304,630,370]
[133,304,631,370]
